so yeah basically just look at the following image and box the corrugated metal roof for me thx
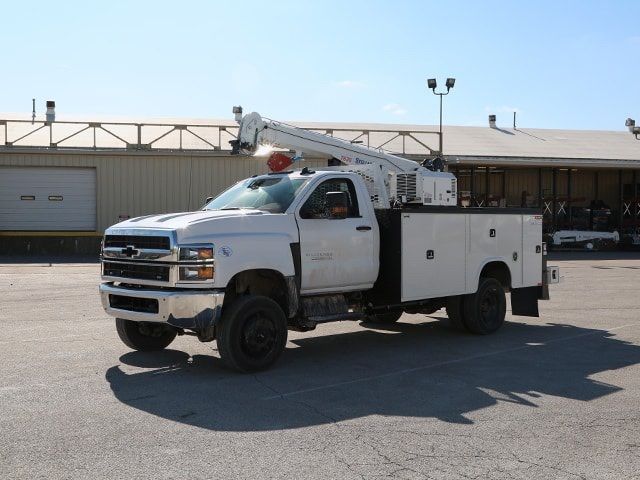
[1,114,639,167]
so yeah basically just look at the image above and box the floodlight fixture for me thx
[445,77,456,91]
[427,77,456,154]
[233,105,243,122]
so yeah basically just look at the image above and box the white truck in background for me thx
[99,107,559,372]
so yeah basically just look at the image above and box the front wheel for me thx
[115,319,177,351]
[216,295,288,372]
[462,277,507,335]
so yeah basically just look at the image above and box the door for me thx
[522,214,543,287]
[296,177,376,293]
[0,166,96,231]
[401,212,467,301]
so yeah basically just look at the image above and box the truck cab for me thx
[100,170,380,367]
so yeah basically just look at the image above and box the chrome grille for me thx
[104,235,170,250]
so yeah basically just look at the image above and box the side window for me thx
[300,178,360,219]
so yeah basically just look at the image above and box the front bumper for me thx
[99,282,224,329]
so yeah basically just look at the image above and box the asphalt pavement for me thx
[1,253,639,479]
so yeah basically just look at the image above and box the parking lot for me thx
[1,254,639,480]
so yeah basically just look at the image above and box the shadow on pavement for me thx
[105,319,640,431]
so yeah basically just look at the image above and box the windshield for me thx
[203,176,308,213]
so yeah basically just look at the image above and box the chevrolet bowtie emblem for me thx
[122,245,139,258]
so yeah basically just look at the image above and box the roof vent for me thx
[46,100,56,123]
[626,118,636,133]
[488,114,496,128]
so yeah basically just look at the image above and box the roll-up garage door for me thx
[0,167,96,231]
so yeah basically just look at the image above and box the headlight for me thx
[177,244,215,282]
[179,265,214,281]
[179,246,214,261]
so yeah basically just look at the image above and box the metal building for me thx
[0,114,639,254]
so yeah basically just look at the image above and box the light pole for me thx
[427,77,455,154]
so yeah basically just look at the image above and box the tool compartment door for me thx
[522,214,543,287]
[401,212,467,302]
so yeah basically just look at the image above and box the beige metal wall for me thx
[2,150,634,234]
[0,151,326,232]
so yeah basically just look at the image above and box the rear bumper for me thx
[99,282,224,329]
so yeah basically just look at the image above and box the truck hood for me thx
[106,208,299,245]
[111,209,267,231]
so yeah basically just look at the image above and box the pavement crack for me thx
[334,456,367,480]
[252,374,282,397]
[254,374,339,423]
[509,452,587,479]
[290,397,338,423]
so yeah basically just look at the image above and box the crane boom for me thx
[231,110,423,174]
[230,107,457,208]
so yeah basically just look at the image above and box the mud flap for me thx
[511,287,539,317]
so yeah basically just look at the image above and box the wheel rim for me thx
[241,313,277,360]
[479,287,500,328]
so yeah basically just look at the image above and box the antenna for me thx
[32,98,36,124]
[513,111,517,129]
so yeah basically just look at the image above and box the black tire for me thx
[445,296,466,330]
[115,318,177,351]
[462,277,507,335]
[365,311,403,324]
[216,295,288,372]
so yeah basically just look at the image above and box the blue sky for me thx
[1,0,638,130]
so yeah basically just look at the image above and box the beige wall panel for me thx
[6,151,630,233]
[0,152,270,231]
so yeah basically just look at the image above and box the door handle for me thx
[356,225,372,231]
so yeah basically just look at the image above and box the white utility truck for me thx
[99,107,559,372]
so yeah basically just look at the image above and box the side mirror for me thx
[326,191,348,219]
[201,196,214,210]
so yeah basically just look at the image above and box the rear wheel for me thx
[115,319,177,351]
[216,295,288,372]
[365,311,403,324]
[462,277,506,335]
